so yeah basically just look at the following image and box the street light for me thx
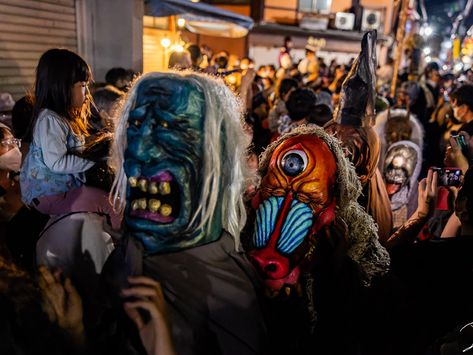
[161,37,171,49]
[423,47,431,55]
[177,18,186,29]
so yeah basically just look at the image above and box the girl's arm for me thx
[37,114,94,174]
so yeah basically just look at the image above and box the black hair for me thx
[252,92,267,111]
[11,96,34,142]
[92,86,123,115]
[450,85,473,112]
[307,104,333,126]
[33,48,91,136]
[278,78,298,99]
[186,44,202,65]
[105,67,130,87]
[214,54,228,70]
[286,88,317,121]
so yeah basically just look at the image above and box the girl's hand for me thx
[38,266,84,343]
[417,169,438,217]
[122,276,176,355]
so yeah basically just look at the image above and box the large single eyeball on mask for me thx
[281,149,308,176]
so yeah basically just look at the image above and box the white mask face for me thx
[0,147,21,172]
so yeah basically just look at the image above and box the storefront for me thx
[0,0,79,99]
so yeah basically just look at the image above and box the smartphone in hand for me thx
[431,167,462,187]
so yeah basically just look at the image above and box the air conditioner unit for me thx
[334,12,355,30]
[361,9,383,31]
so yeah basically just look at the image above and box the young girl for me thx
[20,48,121,229]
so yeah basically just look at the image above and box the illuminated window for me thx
[298,0,332,14]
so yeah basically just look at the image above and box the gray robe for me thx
[123,231,267,355]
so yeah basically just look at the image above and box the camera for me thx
[431,167,462,187]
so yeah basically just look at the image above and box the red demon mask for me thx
[249,134,337,292]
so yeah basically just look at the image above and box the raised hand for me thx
[38,266,84,343]
[417,169,438,217]
[122,276,176,355]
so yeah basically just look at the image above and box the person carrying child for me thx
[20,48,121,230]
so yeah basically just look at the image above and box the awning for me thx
[144,0,254,38]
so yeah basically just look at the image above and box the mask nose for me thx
[249,249,289,280]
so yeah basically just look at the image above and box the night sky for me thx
[424,0,473,34]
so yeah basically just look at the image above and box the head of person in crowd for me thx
[212,51,229,71]
[331,73,347,106]
[111,71,250,253]
[105,67,132,92]
[186,43,203,70]
[286,88,317,125]
[266,64,276,79]
[261,77,273,91]
[277,78,298,101]
[33,48,92,138]
[257,65,268,78]
[0,124,21,175]
[282,36,293,52]
[91,85,124,130]
[442,73,456,93]
[0,93,15,127]
[383,141,422,228]
[307,104,332,127]
[305,44,317,60]
[168,50,192,70]
[239,57,254,71]
[385,112,413,146]
[248,125,389,295]
[252,91,269,120]
[424,61,441,86]
[450,84,473,129]
[11,96,34,145]
[280,52,293,70]
[0,124,22,222]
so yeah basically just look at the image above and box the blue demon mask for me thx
[122,74,223,253]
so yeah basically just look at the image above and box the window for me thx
[298,0,332,14]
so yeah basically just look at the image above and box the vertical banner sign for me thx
[453,37,461,60]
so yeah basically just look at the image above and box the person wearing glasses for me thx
[0,124,22,222]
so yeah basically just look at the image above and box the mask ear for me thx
[310,198,336,236]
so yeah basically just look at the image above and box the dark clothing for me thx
[390,237,473,354]
[100,231,267,355]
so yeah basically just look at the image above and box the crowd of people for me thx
[0,31,473,355]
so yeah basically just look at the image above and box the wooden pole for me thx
[390,0,410,98]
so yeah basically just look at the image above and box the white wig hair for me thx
[259,124,390,285]
[109,71,251,249]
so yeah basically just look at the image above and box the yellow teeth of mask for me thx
[148,182,158,194]
[137,198,147,209]
[159,204,172,216]
[128,176,138,188]
[138,178,148,192]
[149,199,161,213]
[159,181,171,195]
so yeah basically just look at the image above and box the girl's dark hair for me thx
[32,48,92,136]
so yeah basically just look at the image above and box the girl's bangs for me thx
[73,59,92,83]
